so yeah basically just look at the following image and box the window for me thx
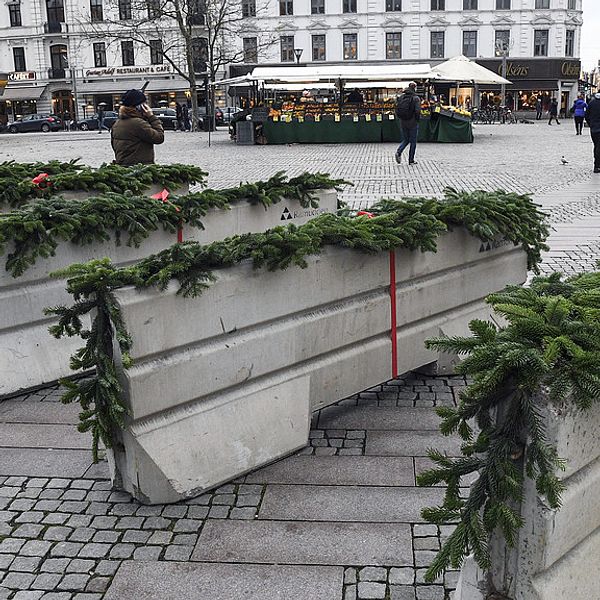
[192,37,208,72]
[121,40,134,66]
[279,0,293,15]
[146,0,160,18]
[534,29,549,56]
[535,0,549,7]
[9,4,22,26]
[46,0,65,22]
[242,0,256,17]
[311,0,324,13]
[496,0,510,8]
[343,0,356,12]
[343,33,357,60]
[312,34,326,61]
[150,39,163,64]
[280,35,295,62]
[90,0,103,21]
[462,30,477,57]
[118,0,131,20]
[495,30,510,55]
[49,44,68,77]
[430,31,444,58]
[386,32,401,59]
[93,42,106,67]
[188,0,205,25]
[565,29,574,57]
[463,0,477,8]
[386,0,401,11]
[431,0,444,9]
[243,37,258,63]
[13,47,26,72]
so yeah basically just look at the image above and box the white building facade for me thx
[235,0,583,110]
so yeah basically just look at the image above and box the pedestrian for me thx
[548,98,560,125]
[97,104,109,133]
[182,104,191,131]
[535,98,543,121]
[394,81,421,165]
[585,92,600,173]
[111,89,164,166]
[572,93,587,135]
[176,102,184,131]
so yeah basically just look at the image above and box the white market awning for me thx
[1,85,46,101]
[428,56,511,85]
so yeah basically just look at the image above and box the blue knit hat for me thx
[121,89,147,107]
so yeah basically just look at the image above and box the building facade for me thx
[0,0,201,123]
[237,0,584,109]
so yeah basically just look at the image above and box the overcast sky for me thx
[581,0,600,70]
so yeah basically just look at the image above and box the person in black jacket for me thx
[395,82,421,165]
[585,93,600,173]
[548,98,560,125]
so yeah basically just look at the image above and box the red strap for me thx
[151,188,183,242]
[389,250,398,379]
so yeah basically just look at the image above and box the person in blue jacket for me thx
[572,93,588,135]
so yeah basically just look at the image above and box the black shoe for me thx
[409,161,417,165]
[594,168,600,173]
[394,153,401,164]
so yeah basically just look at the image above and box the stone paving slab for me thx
[0,401,80,425]
[0,425,90,450]
[245,456,414,486]
[103,561,344,600]
[192,520,413,566]
[0,449,93,478]
[318,406,442,431]
[365,431,463,457]
[258,485,445,523]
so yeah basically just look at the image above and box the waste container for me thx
[236,120,255,145]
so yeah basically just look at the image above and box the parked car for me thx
[151,108,179,130]
[77,111,118,131]
[221,106,243,124]
[7,114,63,133]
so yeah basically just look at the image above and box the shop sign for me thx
[84,65,173,77]
[477,59,581,81]
[8,71,36,81]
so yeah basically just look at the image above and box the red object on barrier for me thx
[151,188,183,242]
[32,173,51,189]
[357,210,375,218]
[389,250,398,379]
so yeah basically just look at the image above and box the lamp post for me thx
[495,38,514,108]
[294,48,303,64]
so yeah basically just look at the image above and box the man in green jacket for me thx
[111,89,164,165]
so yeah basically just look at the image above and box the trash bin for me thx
[236,121,255,145]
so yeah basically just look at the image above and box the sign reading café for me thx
[84,65,173,77]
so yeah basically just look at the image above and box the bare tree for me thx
[75,0,274,131]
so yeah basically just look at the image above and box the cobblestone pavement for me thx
[2,123,600,598]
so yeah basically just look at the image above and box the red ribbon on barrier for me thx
[151,188,183,242]
[32,173,51,190]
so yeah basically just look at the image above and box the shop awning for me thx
[1,85,46,101]
[78,78,190,95]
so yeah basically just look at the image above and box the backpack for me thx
[396,94,415,120]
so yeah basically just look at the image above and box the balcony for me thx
[48,68,67,79]
[44,21,65,33]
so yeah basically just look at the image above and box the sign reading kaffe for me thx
[8,72,36,81]
[84,65,173,77]
[477,59,581,80]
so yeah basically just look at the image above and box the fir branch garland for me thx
[47,190,548,462]
[418,270,600,582]
[0,172,346,277]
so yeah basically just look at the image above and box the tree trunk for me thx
[185,48,200,132]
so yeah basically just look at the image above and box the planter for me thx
[108,230,527,503]
[0,190,337,398]
[456,398,600,600]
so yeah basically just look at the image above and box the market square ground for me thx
[1,121,600,599]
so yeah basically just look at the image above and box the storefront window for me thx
[565,30,575,57]
[10,100,37,119]
[312,34,326,61]
[90,0,103,21]
[9,4,22,26]
[386,32,401,59]
[121,40,134,66]
[93,42,106,67]
[534,30,549,56]
[13,47,26,72]
[462,31,477,58]
[463,0,477,8]
[430,31,444,59]
[280,36,294,62]
[343,33,357,60]
[243,37,257,63]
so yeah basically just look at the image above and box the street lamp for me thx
[495,38,514,108]
[294,48,303,64]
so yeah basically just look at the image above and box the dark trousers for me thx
[575,116,584,134]
[397,125,418,163]
[536,110,542,120]
[548,115,560,125]
[592,132,600,170]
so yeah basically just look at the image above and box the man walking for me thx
[535,98,543,120]
[395,82,421,165]
[97,103,109,133]
[548,98,560,125]
[585,92,600,174]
